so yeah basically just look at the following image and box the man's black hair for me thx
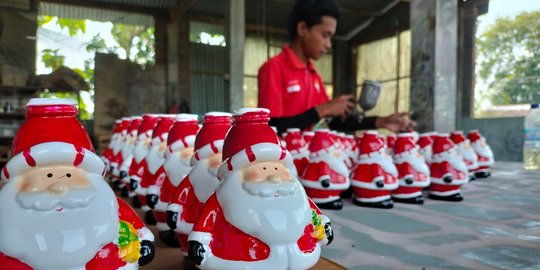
[287,0,341,40]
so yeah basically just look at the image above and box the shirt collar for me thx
[282,45,316,72]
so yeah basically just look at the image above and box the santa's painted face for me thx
[207,152,222,177]
[133,137,152,161]
[0,166,118,270]
[179,147,195,167]
[217,160,310,245]
[189,154,222,202]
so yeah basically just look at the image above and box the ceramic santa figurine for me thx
[108,117,131,186]
[417,132,437,164]
[467,129,495,178]
[350,131,398,209]
[0,98,155,269]
[450,131,479,181]
[121,114,159,208]
[429,134,469,201]
[146,114,199,247]
[385,133,397,156]
[299,129,350,210]
[188,108,333,270]
[282,128,310,177]
[135,115,175,226]
[116,116,143,195]
[166,112,231,256]
[101,119,123,170]
[391,133,431,204]
[302,130,315,145]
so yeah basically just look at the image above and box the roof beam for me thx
[40,0,169,18]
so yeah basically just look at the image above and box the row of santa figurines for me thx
[102,111,494,247]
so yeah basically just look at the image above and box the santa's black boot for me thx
[131,196,142,208]
[144,210,157,225]
[317,199,344,210]
[340,187,353,199]
[353,198,394,209]
[393,195,424,204]
[429,192,463,202]
[120,186,129,197]
[159,229,180,247]
[474,171,491,178]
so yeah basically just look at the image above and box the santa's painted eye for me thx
[47,173,53,178]
[263,167,266,170]
[274,167,278,170]
[66,173,72,178]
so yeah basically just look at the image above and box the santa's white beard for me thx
[163,153,192,187]
[418,147,432,163]
[217,171,311,245]
[133,141,150,163]
[188,159,221,202]
[456,143,479,169]
[433,150,469,174]
[311,152,349,177]
[0,173,119,270]
[112,137,124,155]
[120,141,135,160]
[146,146,165,174]
[394,151,430,176]
[471,140,494,160]
[359,152,398,177]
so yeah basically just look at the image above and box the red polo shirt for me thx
[258,45,329,118]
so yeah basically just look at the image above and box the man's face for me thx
[299,16,337,60]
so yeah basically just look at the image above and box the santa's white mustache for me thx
[17,188,97,211]
[243,180,297,197]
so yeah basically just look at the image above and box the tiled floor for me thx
[321,162,540,270]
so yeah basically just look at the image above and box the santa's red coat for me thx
[301,161,348,201]
[124,158,147,191]
[0,198,146,270]
[393,162,429,197]
[191,194,321,262]
[350,163,397,200]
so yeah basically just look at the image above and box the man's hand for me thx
[376,112,416,133]
[188,241,205,266]
[315,94,356,119]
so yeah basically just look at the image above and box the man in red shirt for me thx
[258,0,415,135]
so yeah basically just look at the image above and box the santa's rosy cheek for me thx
[244,171,262,182]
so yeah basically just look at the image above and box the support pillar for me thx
[225,0,245,112]
[410,0,458,132]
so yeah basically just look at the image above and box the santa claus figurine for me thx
[146,114,199,247]
[429,134,469,201]
[167,112,231,256]
[116,116,143,196]
[300,129,350,210]
[121,114,159,208]
[417,132,437,164]
[188,108,333,270]
[385,133,397,156]
[467,129,495,178]
[135,115,175,226]
[391,133,430,204]
[0,98,155,269]
[282,128,310,177]
[350,131,398,209]
[450,131,479,181]
[108,117,131,187]
[101,119,123,172]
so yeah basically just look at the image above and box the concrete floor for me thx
[321,162,540,270]
[135,162,540,269]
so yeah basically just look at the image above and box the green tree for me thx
[476,11,540,105]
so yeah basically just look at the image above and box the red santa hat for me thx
[150,115,175,146]
[450,130,466,145]
[307,129,336,158]
[217,108,294,179]
[191,112,232,165]
[127,116,143,136]
[283,128,307,154]
[166,114,200,158]
[137,114,160,140]
[432,134,456,158]
[418,131,437,148]
[393,132,417,158]
[467,129,483,143]
[385,134,397,149]
[358,131,385,158]
[2,98,105,182]
[302,130,315,145]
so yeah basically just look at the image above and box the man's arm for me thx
[269,108,320,135]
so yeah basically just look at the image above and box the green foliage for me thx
[110,24,155,66]
[41,49,65,71]
[476,11,540,105]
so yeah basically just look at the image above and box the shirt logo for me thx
[287,82,301,93]
[314,81,320,93]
